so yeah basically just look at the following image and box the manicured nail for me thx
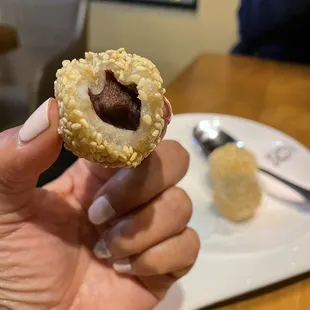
[113,258,132,274]
[88,196,116,225]
[163,97,173,124]
[19,99,51,142]
[93,239,112,259]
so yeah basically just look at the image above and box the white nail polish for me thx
[113,258,132,273]
[88,196,116,225]
[93,239,112,259]
[19,99,51,142]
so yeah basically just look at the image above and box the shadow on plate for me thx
[155,283,184,310]
[265,192,310,213]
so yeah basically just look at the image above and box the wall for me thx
[88,0,240,85]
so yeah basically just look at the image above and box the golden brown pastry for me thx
[54,48,166,168]
[208,143,262,221]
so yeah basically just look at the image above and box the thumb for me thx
[0,98,62,202]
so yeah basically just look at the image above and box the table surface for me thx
[0,25,18,54]
[166,53,310,310]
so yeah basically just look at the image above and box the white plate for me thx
[155,113,310,310]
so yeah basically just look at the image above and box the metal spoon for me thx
[193,120,310,201]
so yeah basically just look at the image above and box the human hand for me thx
[0,98,200,310]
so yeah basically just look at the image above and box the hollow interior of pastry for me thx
[88,70,141,131]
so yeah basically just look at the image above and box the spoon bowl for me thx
[193,120,237,155]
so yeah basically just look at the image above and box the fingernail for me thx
[163,97,173,124]
[19,98,51,142]
[88,196,116,225]
[113,258,132,274]
[93,239,112,259]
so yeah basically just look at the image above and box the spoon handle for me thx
[259,167,310,201]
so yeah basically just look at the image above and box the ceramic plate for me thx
[155,113,310,310]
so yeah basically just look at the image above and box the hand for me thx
[0,98,200,310]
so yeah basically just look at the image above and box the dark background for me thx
[97,0,197,10]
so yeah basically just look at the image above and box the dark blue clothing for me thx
[232,0,310,64]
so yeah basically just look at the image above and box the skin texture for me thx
[0,98,200,310]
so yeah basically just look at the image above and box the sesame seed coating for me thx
[208,143,262,221]
[55,48,165,168]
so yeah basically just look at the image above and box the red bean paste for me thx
[89,71,141,131]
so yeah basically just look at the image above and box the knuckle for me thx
[138,255,163,276]
[110,239,131,257]
[157,140,190,181]
[165,187,193,225]
[164,140,190,171]
[185,227,201,264]
[107,229,133,258]
[0,166,25,194]
[172,266,193,279]
[171,141,190,171]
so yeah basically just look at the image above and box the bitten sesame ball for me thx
[208,143,262,221]
[54,48,166,168]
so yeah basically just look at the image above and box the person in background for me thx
[232,0,310,64]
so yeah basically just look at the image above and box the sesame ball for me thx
[208,143,262,221]
[54,48,166,168]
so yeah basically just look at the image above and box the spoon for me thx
[193,120,310,201]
